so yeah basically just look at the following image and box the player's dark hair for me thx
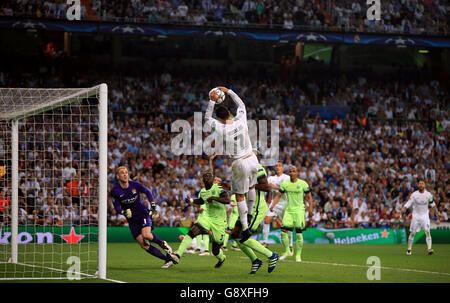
[215,105,230,120]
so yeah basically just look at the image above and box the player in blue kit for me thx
[111,166,179,269]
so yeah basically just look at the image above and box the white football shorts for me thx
[231,153,258,195]
[410,215,430,233]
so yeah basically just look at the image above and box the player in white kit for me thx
[263,161,292,252]
[205,87,259,243]
[401,180,439,255]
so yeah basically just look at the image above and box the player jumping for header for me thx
[110,166,179,269]
[401,179,439,256]
[206,87,278,272]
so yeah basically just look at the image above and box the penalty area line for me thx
[239,257,450,276]
[0,261,126,283]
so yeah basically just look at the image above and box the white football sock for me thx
[237,200,249,230]
[425,230,432,250]
[247,188,256,216]
[288,230,293,247]
[408,232,415,251]
[263,222,270,243]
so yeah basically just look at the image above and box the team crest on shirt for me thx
[132,189,137,194]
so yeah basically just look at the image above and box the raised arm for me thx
[217,87,246,121]
[207,191,231,205]
[270,192,283,212]
[205,90,219,129]
[255,176,271,192]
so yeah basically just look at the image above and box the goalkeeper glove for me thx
[121,209,132,219]
[149,202,159,219]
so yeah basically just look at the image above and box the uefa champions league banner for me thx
[1,17,450,48]
[252,228,408,244]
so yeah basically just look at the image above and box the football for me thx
[209,87,225,104]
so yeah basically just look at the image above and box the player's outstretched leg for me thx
[174,234,195,261]
[236,241,263,274]
[195,234,202,253]
[240,238,277,273]
[212,242,226,268]
[142,229,178,262]
[250,259,263,274]
[267,252,278,273]
[280,229,291,260]
[199,234,210,256]
[146,244,178,267]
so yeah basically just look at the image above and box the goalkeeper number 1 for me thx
[110,166,179,268]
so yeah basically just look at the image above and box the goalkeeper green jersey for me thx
[279,178,310,212]
[198,183,227,221]
[254,164,268,214]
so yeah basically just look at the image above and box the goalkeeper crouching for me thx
[110,166,179,269]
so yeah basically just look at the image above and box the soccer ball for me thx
[209,88,225,104]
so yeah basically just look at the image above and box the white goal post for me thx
[0,84,107,280]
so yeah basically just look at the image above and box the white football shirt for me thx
[268,173,290,206]
[404,190,435,218]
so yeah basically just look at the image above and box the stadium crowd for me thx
[0,64,448,231]
[1,0,449,35]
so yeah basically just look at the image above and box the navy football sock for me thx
[150,233,164,246]
[146,245,167,261]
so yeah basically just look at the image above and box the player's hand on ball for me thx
[122,209,132,219]
[216,86,229,93]
[209,87,226,103]
[209,88,219,102]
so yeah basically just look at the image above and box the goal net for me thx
[0,84,108,280]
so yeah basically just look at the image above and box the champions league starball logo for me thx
[112,25,145,34]
[203,31,237,37]
[12,20,47,30]
[295,33,328,42]
[384,37,416,46]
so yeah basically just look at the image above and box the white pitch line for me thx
[239,257,450,276]
[0,261,126,283]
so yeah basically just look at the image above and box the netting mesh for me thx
[0,87,102,280]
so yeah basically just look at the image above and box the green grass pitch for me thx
[108,243,450,283]
[2,243,450,283]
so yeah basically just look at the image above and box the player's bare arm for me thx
[207,192,231,205]
[270,192,283,212]
[306,192,314,217]
[255,176,271,192]
[185,195,204,205]
[269,183,280,190]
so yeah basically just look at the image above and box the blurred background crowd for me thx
[1,0,449,35]
[0,61,448,230]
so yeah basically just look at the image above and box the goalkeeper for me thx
[111,166,179,268]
